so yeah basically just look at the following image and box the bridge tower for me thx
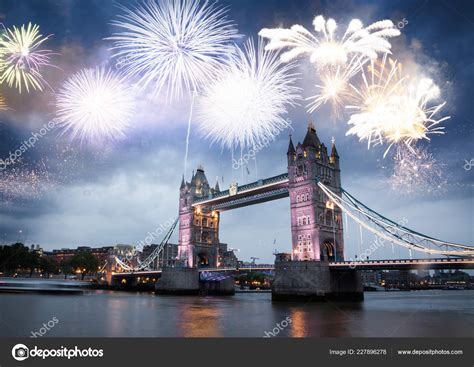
[178,166,221,268]
[287,122,344,262]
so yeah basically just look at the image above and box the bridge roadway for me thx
[191,173,289,211]
[111,258,474,277]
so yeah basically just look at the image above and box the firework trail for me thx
[55,67,136,143]
[109,0,239,175]
[388,146,446,196]
[346,55,450,157]
[196,38,300,152]
[0,23,54,93]
[259,15,400,116]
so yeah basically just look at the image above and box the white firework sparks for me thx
[388,146,446,195]
[55,67,136,142]
[0,22,54,93]
[196,38,300,151]
[259,15,399,115]
[0,164,54,204]
[306,56,361,116]
[346,56,450,157]
[109,0,239,101]
[260,15,399,68]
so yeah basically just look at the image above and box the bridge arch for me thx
[320,240,336,262]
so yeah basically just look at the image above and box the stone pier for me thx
[155,267,200,295]
[272,260,363,301]
[155,267,235,296]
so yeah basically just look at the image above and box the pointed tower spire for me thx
[330,137,339,158]
[302,119,321,148]
[214,178,220,192]
[180,174,185,189]
[287,134,295,155]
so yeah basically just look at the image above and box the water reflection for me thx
[289,309,307,337]
[0,291,472,337]
[177,301,223,337]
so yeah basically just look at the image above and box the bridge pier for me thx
[155,267,235,295]
[272,261,363,302]
[155,267,200,295]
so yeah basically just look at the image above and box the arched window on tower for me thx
[326,211,332,226]
[335,215,341,228]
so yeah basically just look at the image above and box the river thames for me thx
[1,290,473,337]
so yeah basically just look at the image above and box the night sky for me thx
[0,0,472,263]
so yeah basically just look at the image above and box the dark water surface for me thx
[1,290,473,337]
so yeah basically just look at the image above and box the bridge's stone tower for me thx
[178,166,221,268]
[287,122,344,262]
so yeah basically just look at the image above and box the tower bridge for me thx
[111,122,473,301]
[177,122,345,269]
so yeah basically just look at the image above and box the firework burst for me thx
[0,23,54,93]
[259,15,399,115]
[388,146,446,195]
[109,0,239,100]
[260,16,399,68]
[346,56,450,157]
[196,38,300,151]
[306,57,361,116]
[55,67,136,143]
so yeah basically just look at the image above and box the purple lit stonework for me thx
[178,167,221,268]
[287,122,344,262]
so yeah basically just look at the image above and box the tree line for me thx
[0,243,99,279]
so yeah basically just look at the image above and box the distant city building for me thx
[360,270,381,285]
[44,246,113,265]
[274,253,292,263]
